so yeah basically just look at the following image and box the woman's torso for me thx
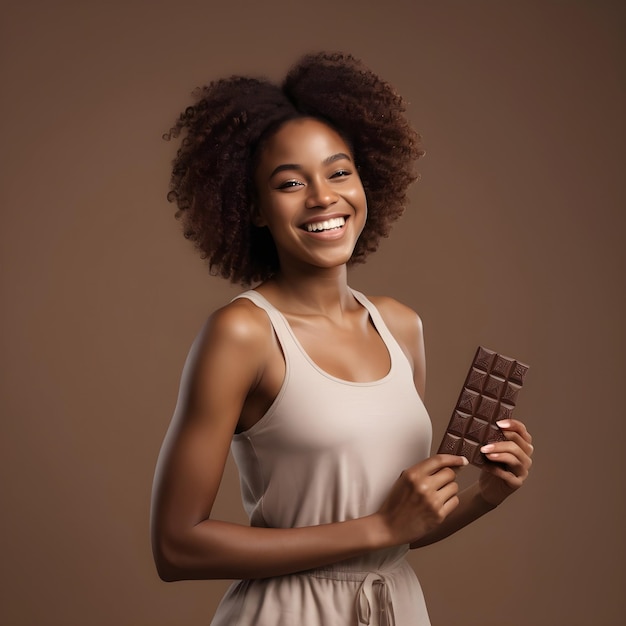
[212,288,433,625]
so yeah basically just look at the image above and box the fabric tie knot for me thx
[356,571,396,626]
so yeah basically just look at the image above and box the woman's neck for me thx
[258,265,355,318]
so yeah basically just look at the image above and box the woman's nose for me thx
[305,179,338,209]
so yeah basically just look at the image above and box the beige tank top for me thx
[231,288,432,535]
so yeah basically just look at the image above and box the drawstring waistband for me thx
[355,571,396,626]
[304,559,403,626]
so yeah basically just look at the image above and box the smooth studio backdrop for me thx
[1,1,624,625]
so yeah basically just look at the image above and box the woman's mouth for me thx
[302,216,346,233]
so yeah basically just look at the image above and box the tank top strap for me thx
[349,289,406,363]
[232,290,300,357]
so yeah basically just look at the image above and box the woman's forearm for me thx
[154,514,392,581]
[155,456,471,581]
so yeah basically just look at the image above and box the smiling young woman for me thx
[151,52,534,626]
[252,118,368,277]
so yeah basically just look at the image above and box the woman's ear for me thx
[250,204,267,227]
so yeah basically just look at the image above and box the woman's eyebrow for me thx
[323,152,352,166]
[269,152,353,179]
[269,163,301,178]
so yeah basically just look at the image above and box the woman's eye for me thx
[277,180,303,190]
[331,169,351,179]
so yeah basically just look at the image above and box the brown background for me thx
[1,1,624,625]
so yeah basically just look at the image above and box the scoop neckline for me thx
[252,288,395,387]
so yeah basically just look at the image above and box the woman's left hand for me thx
[478,419,534,507]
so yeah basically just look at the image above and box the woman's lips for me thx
[302,216,347,233]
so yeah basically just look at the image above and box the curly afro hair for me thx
[165,52,423,285]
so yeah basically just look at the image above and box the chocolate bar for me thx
[437,346,529,466]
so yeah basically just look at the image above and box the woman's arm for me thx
[150,299,467,581]
[371,297,534,549]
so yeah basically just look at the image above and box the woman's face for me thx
[253,118,367,275]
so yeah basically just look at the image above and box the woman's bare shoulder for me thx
[174,296,275,420]
[199,295,272,349]
[183,296,276,383]
[366,295,424,338]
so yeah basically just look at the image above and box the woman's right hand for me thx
[375,454,468,546]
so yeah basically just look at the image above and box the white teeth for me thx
[305,217,346,232]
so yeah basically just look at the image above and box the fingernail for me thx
[461,456,469,465]
[496,420,510,428]
[481,444,494,453]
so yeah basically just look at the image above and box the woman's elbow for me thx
[151,531,188,582]
[151,517,230,581]
[154,556,180,582]
[153,550,179,582]
[152,531,224,581]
